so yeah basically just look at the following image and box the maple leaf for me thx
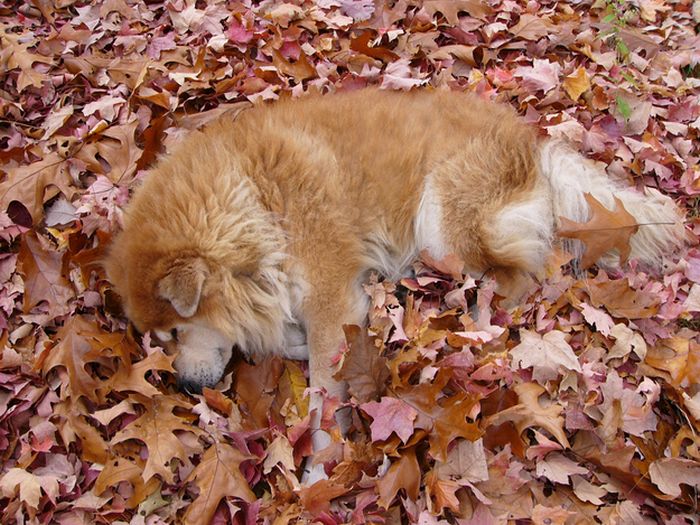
[183,442,255,525]
[0,468,55,510]
[558,193,639,269]
[435,438,489,485]
[562,67,591,101]
[361,397,417,443]
[510,329,582,383]
[112,394,203,483]
[376,447,420,508]
[262,434,295,474]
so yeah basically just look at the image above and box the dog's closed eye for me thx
[170,328,179,342]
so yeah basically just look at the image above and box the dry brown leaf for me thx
[349,31,399,62]
[376,447,420,508]
[183,442,255,524]
[422,0,493,23]
[563,67,591,101]
[584,275,660,318]
[334,325,389,403]
[558,193,639,269]
[18,231,73,315]
[112,395,202,483]
[297,478,350,516]
[484,383,569,448]
[102,349,175,398]
[94,457,160,508]
[38,316,102,402]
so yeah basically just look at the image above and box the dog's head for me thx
[104,242,233,392]
[105,231,292,394]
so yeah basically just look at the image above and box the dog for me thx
[104,89,686,480]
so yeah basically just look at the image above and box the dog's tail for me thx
[538,140,688,269]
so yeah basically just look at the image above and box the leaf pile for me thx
[1,0,700,523]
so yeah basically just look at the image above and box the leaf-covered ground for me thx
[1,0,700,523]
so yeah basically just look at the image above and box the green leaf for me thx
[616,95,632,120]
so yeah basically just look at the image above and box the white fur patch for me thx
[491,187,554,272]
[415,174,448,260]
[538,139,686,267]
[173,323,234,388]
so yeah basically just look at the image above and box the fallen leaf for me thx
[334,325,389,402]
[112,395,202,483]
[563,67,591,101]
[18,231,73,315]
[361,396,417,443]
[376,447,420,508]
[558,193,639,269]
[183,442,255,524]
[510,329,582,383]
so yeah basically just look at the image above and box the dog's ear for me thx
[158,258,208,318]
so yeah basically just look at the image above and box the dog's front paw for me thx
[301,459,328,485]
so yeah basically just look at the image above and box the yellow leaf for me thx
[563,67,591,101]
[282,361,309,418]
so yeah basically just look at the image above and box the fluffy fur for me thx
[105,89,686,464]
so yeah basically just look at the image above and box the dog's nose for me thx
[177,378,203,395]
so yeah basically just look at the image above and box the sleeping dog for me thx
[105,89,686,480]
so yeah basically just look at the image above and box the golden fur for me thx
[105,89,685,462]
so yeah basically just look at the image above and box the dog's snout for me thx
[177,378,204,395]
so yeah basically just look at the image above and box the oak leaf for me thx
[584,274,659,318]
[349,30,399,62]
[1,153,75,221]
[484,383,569,448]
[649,458,700,499]
[376,447,420,508]
[297,479,350,516]
[422,0,493,23]
[38,316,101,402]
[558,193,639,269]
[183,442,255,525]
[425,470,460,513]
[18,231,73,315]
[111,395,203,483]
[334,325,389,402]
[398,383,481,461]
[102,349,175,398]
[94,457,160,508]
[54,400,110,464]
